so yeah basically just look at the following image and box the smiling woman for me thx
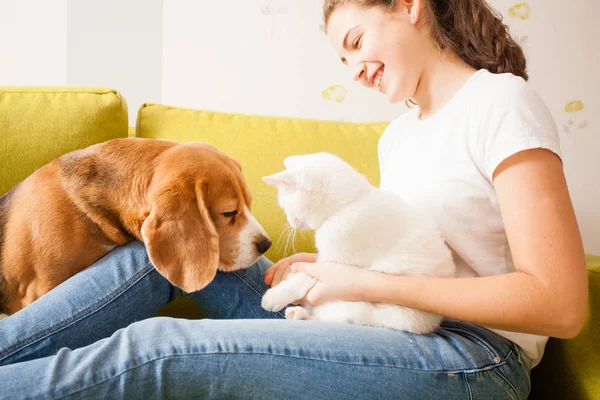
[323,0,528,109]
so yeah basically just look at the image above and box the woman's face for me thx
[326,2,426,104]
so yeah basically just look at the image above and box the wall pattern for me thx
[0,0,598,253]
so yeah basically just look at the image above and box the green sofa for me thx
[1,87,598,399]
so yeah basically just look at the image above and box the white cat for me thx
[261,153,456,334]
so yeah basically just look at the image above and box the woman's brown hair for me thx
[323,0,528,81]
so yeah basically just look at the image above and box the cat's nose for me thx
[256,238,272,254]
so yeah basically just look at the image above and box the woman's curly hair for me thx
[323,0,528,81]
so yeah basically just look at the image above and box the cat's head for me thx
[262,153,371,230]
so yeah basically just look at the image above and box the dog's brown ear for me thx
[141,180,219,293]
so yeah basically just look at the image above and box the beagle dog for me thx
[0,138,271,316]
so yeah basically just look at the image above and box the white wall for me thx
[161,0,403,122]
[0,0,599,254]
[0,0,68,85]
[66,0,163,117]
[497,0,600,258]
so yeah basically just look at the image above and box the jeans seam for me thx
[519,357,531,394]
[463,349,522,400]
[491,365,520,400]
[443,326,502,361]
[51,351,507,399]
[463,373,473,400]
[68,349,508,381]
[0,262,155,362]
[231,270,285,318]
[445,361,508,374]
[513,346,532,393]
[50,352,520,399]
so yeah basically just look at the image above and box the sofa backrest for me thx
[0,87,129,195]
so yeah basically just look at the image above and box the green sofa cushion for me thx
[0,87,128,195]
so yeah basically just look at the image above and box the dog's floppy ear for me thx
[141,179,219,293]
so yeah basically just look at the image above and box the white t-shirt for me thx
[378,69,562,368]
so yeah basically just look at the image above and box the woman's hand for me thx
[264,253,318,287]
[290,261,376,305]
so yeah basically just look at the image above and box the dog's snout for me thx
[256,239,272,255]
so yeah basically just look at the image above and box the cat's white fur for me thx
[261,152,456,334]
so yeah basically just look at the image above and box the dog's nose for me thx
[256,239,272,254]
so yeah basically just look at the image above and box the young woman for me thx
[0,1,587,398]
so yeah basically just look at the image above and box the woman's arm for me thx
[293,149,588,339]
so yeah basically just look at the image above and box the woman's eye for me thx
[223,211,238,218]
[353,35,362,49]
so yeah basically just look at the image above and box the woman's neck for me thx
[413,51,478,119]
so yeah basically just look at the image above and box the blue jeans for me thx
[0,241,531,399]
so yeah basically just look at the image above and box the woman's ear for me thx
[262,170,296,191]
[406,0,423,24]
[141,179,219,293]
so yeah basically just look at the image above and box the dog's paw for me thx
[285,306,311,320]
[0,313,8,321]
[261,290,291,312]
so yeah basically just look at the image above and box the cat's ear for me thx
[262,170,296,191]
[283,155,305,170]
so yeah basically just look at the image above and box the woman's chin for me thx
[387,93,406,104]
[380,81,414,104]
[381,86,405,104]
[387,90,414,105]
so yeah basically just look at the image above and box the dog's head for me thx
[141,142,270,293]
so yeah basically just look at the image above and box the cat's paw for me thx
[285,306,311,320]
[261,290,291,312]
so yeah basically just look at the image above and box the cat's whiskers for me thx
[290,226,298,255]
[285,224,298,258]
[298,229,307,241]
[271,222,302,257]
[283,224,294,257]
[254,187,303,256]
[272,224,290,254]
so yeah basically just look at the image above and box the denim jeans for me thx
[0,241,531,399]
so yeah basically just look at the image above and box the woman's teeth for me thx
[374,67,384,88]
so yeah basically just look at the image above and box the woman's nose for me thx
[351,63,366,83]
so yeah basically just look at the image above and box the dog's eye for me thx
[223,211,238,218]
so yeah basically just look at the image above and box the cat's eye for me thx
[223,211,238,218]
